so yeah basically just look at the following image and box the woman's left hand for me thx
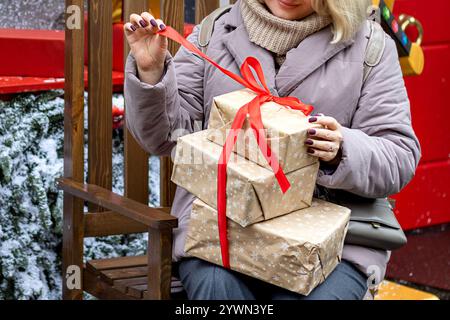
[305,115,344,165]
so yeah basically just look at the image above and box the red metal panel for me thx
[392,0,450,230]
[0,71,124,95]
[393,160,450,231]
[0,29,65,78]
[404,44,450,163]
[113,23,125,73]
[394,0,450,45]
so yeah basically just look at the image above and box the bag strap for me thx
[198,5,233,53]
[363,20,386,83]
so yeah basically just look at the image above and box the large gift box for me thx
[185,198,351,295]
[207,89,321,173]
[172,130,319,227]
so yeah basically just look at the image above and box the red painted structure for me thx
[391,0,450,230]
[0,2,448,232]
[0,23,194,94]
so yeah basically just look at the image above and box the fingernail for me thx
[308,129,316,135]
[159,23,166,30]
[307,148,315,154]
[139,20,148,28]
[150,19,158,27]
[130,25,137,31]
[305,139,314,146]
[309,117,317,123]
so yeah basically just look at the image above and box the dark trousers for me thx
[178,258,368,300]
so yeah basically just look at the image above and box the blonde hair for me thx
[312,0,371,43]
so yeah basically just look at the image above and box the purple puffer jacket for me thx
[124,2,421,282]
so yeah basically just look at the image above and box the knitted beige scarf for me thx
[240,0,331,66]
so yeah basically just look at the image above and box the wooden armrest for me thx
[57,178,177,230]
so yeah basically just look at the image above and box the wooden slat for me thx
[88,0,113,212]
[160,158,176,207]
[163,0,185,55]
[87,255,147,272]
[84,207,171,237]
[100,266,149,284]
[58,178,178,229]
[160,0,184,207]
[63,0,85,300]
[128,284,147,299]
[113,276,148,294]
[195,0,220,24]
[123,0,150,206]
[147,228,173,300]
[84,268,136,300]
[84,211,147,237]
[149,0,161,18]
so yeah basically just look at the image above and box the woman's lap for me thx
[178,258,368,300]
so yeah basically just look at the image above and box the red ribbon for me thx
[157,27,314,268]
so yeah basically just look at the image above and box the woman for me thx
[123,0,421,300]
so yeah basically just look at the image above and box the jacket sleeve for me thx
[316,36,421,198]
[124,26,205,156]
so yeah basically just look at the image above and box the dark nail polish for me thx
[309,117,317,123]
[150,19,158,27]
[307,148,315,154]
[139,20,148,28]
[159,23,166,30]
[305,139,314,146]
[130,25,137,31]
[308,129,316,135]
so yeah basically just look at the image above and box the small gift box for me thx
[207,89,321,173]
[185,198,351,296]
[172,130,319,227]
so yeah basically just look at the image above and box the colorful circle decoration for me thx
[391,20,399,33]
[402,33,409,46]
[382,6,391,21]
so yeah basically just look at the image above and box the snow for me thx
[0,90,161,299]
[0,0,67,30]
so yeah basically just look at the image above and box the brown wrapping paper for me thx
[185,198,351,296]
[172,130,319,227]
[207,89,321,173]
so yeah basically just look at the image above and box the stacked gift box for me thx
[172,88,351,295]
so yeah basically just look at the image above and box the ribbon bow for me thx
[158,27,313,268]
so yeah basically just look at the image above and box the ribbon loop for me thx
[157,27,313,268]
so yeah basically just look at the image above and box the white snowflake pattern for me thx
[250,251,260,261]
[280,242,290,251]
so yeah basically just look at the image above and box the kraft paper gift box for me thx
[171,130,319,228]
[207,89,321,173]
[185,198,351,296]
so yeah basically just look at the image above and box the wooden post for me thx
[87,0,113,211]
[163,0,185,54]
[159,0,185,207]
[63,0,85,300]
[149,0,161,18]
[123,0,150,205]
[195,0,220,24]
[147,228,173,299]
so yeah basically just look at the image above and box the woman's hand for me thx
[305,115,344,166]
[124,13,168,85]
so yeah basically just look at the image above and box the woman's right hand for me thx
[124,13,168,85]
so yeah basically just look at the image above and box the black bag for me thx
[341,198,407,251]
